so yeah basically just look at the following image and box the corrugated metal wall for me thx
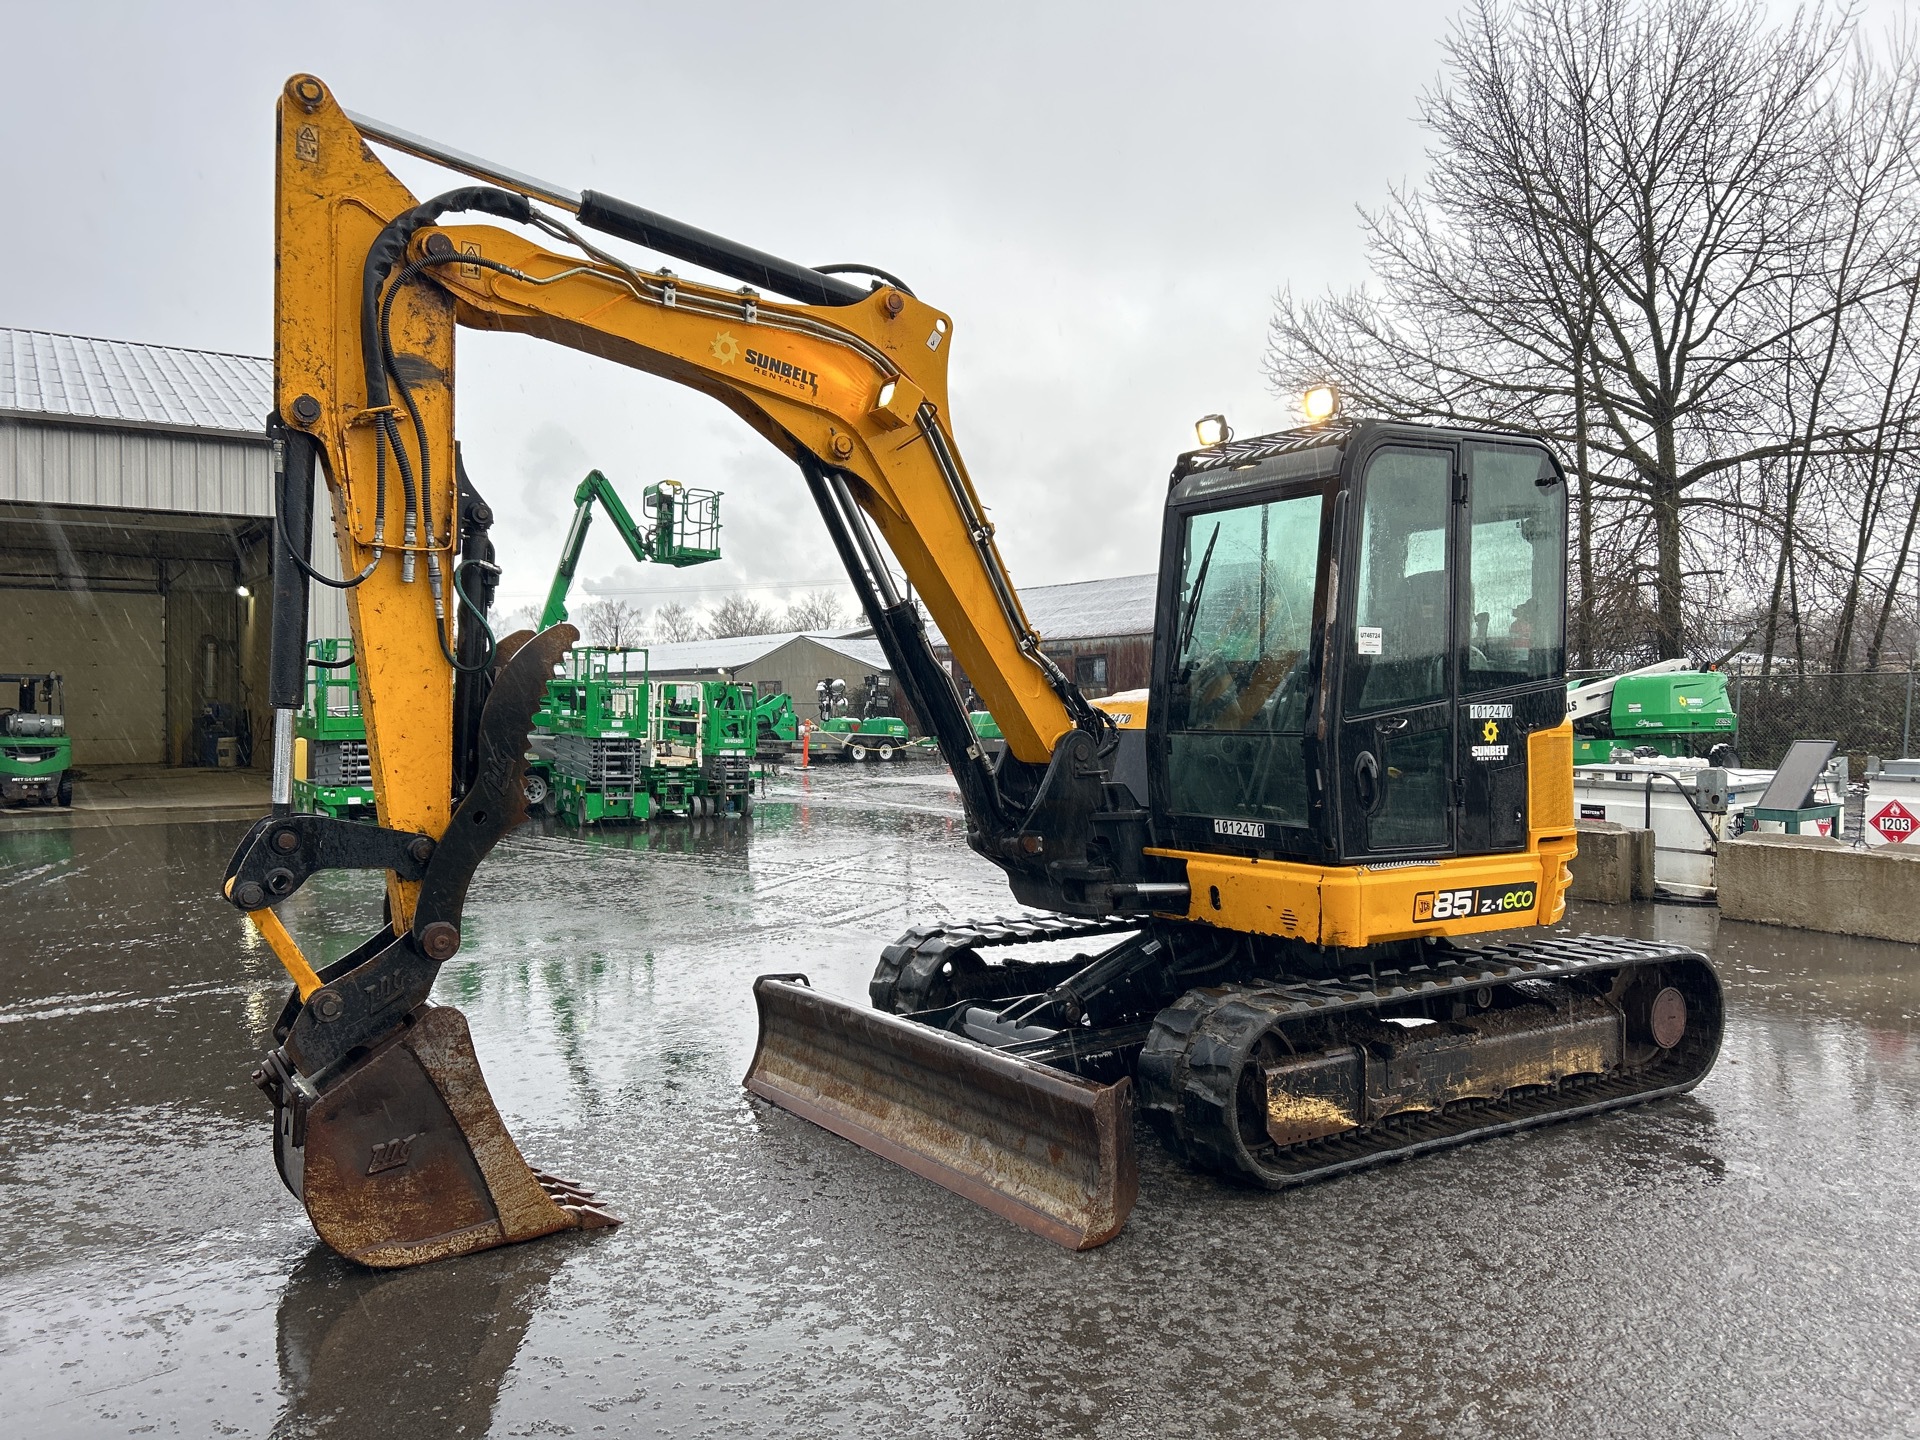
[0,416,269,517]
[0,408,280,767]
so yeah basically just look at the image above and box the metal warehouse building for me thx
[0,328,322,770]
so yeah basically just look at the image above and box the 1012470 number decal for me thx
[1413,883,1538,922]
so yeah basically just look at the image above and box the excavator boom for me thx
[235,76,1143,1266]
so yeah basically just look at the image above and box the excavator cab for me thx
[1152,422,1568,868]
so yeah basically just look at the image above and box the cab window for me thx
[1462,443,1564,692]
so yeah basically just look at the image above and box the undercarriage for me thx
[747,918,1721,1245]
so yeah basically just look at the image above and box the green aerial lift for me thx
[538,647,657,823]
[0,673,72,807]
[536,654,759,824]
[1568,659,1739,765]
[538,471,722,631]
[292,640,374,818]
[657,680,757,813]
[527,469,753,823]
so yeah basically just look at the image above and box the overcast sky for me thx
[8,1,1891,625]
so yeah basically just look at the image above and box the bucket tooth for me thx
[744,975,1136,1250]
[293,1003,619,1268]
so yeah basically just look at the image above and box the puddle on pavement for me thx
[2,767,1916,1437]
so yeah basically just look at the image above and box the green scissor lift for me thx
[537,650,758,825]
[293,640,374,818]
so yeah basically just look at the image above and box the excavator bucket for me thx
[281,1004,617,1268]
[744,976,1137,1250]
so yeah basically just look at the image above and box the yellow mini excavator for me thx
[229,78,1722,1267]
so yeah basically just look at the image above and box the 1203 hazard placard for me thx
[1870,798,1916,844]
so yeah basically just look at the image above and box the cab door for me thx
[1338,445,1457,858]
[1454,440,1568,852]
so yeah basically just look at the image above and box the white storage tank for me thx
[1572,758,1771,897]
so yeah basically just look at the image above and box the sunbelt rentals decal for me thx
[710,330,819,396]
[1468,702,1512,761]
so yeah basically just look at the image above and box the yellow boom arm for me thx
[275,76,1080,908]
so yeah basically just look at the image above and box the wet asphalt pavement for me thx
[2,764,1918,1438]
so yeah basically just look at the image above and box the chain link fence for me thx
[1726,669,1920,769]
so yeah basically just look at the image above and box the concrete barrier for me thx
[1569,821,1655,904]
[1717,832,1920,944]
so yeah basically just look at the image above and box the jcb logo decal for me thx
[367,1133,421,1175]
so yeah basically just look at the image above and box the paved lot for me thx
[2,765,1917,1437]
[0,763,268,830]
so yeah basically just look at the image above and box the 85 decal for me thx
[1413,883,1538,922]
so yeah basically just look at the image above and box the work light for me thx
[1302,385,1340,423]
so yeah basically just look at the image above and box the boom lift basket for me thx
[645,481,722,567]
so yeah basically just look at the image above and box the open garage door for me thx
[0,589,166,765]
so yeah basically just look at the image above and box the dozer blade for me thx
[281,1003,617,1269]
[744,975,1136,1250]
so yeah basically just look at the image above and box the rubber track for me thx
[1137,933,1723,1188]
[871,915,1140,1014]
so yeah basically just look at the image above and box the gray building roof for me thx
[0,328,271,440]
[1017,572,1156,641]
[924,572,1157,649]
[639,630,891,675]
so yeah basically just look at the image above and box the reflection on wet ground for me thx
[1,765,1916,1437]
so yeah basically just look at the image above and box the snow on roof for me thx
[639,630,891,675]
[0,327,270,438]
[926,572,1157,648]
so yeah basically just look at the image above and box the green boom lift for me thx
[1567,659,1739,765]
[526,470,743,821]
[538,471,722,630]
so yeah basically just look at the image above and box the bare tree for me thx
[1268,0,1920,664]
[494,603,541,636]
[579,598,644,647]
[651,601,702,643]
[783,588,848,632]
[701,594,782,639]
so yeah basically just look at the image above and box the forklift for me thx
[0,673,72,807]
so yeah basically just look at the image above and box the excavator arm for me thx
[269,75,1148,907]
[232,76,1150,1267]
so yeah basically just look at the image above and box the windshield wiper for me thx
[1175,522,1221,674]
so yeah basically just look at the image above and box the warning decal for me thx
[1871,799,1916,843]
